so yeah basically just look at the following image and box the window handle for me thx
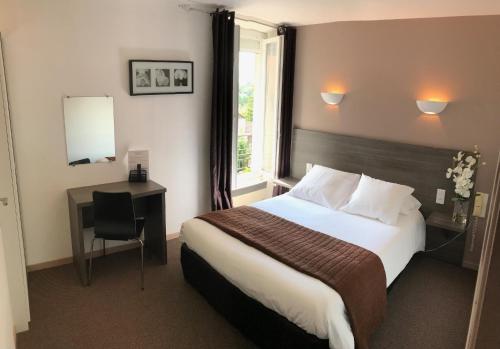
[0,198,8,206]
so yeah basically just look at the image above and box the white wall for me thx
[0,0,212,266]
[0,228,16,349]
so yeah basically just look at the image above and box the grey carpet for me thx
[18,239,476,349]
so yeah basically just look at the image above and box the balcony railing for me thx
[237,135,252,173]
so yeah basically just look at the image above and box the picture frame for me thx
[129,60,194,96]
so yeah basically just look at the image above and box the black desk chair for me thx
[89,191,145,290]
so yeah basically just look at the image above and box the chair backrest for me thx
[92,191,136,238]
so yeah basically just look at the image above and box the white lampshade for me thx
[416,100,448,115]
[321,92,344,105]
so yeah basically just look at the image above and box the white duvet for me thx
[180,194,426,349]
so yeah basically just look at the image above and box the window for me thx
[233,27,283,192]
[237,51,256,177]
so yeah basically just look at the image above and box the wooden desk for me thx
[67,180,167,286]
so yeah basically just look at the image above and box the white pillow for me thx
[340,174,414,225]
[400,195,422,215]
[289,165,361,209]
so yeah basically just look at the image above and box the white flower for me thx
[462,167,474,179]
[455,187,471,198]
[447,148,481,199]
[454,165,463,175]
[465,156,476,167]
[457,179,470,190]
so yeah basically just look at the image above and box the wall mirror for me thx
[63,96,116,166]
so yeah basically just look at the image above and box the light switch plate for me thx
[473,192,489,218]
[436,189,446,205]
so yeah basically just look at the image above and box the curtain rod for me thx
[235,15,278,29]
[178,4,278,29]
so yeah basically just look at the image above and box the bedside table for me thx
[272,177,300,190]
[425,211,467,266]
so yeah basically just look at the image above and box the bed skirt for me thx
[180,243,330,349]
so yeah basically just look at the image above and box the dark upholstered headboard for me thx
[290,128,469,217]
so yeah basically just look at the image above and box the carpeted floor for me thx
[18,239,476,349]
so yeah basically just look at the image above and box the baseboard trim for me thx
[27,257,72,272]
[26,244,137,272]
[27,233,180,272]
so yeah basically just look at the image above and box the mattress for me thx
[180,194,426,349]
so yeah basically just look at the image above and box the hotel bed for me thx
[180,129,461,349]
[181,194,426,349]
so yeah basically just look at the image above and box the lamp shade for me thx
[416,100,448,115]
[321,92,344,105]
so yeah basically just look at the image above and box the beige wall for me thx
[0,228,16,349]
[0,0,211,266]
[294,15,500,267]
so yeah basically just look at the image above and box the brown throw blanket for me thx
[198,206,387,349]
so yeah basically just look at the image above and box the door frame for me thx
[465,151,500,348]
[0,32,30,331]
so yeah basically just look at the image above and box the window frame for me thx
[232,26,282,194]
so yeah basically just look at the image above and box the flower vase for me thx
[452,200,469,225]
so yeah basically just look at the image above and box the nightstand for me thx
[272,177,300,190]
[425,211,467,266]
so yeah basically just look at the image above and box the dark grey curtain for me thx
[273,25,297,196]
[210,10,235,211]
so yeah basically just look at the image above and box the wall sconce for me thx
[321,92,344,105]
[416,100,448,115]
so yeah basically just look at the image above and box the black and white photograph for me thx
[155,69,170,87]
[174,69,188,86]
[135,69,151,87]
[129,60,193,95]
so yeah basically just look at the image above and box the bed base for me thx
[180,243,329,349]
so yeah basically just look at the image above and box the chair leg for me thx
[136,239,144,290]
[88,237,96,286]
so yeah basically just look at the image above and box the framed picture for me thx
[129,60,194,96]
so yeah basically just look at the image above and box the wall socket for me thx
[436,189,446,205]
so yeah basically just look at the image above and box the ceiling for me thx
[189,0,500,26]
